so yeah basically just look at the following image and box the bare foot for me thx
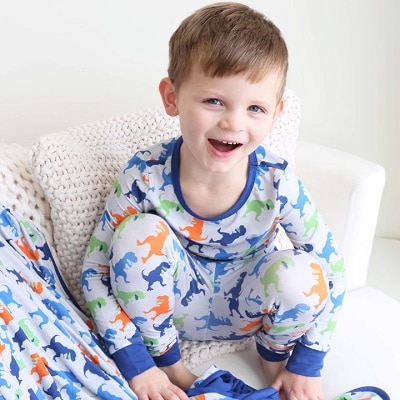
[260,358,287,386]
[160,360,198,390]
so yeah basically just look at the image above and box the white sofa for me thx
[0,93,398,399]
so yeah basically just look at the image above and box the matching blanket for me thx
[0,205,136,399]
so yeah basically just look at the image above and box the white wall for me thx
[1,0,399,239]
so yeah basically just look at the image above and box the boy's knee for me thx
[262,249,329,312]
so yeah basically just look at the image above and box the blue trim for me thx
[153,341,181,367]
[286,342,326,377]
[171,137,258,221]
[256,342,291,362]
[112,342,156,380]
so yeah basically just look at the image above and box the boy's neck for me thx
[179,147,249,218]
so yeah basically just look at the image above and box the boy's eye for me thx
[248,105,264,113]
[205,98,222,106]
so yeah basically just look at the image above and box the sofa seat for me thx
[191,286,400,399]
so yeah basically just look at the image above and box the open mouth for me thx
[208,139,242,153]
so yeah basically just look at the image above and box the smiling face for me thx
[159,64,283,179]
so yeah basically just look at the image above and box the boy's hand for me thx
[272,369,324,400]
[128,366,190,400]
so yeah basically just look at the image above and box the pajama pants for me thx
[110,213,329,361]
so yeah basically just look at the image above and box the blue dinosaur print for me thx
[154,313,173,336]
[291,179,311,217]
[181,274,206,306]
[195,311,232,331]
[209,225,247,245]
[316,232,338,263]
[141,261,169,291]
[123,150,151,173]
[277,303,311,322]
[43,335,76,361]
[160,166,173,191]
[0,207,18,236]
[125,179,146,203]
[224,271,247,318]
[42,299,75,324]
[113,251,138,283]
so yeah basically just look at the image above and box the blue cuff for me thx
[113,343,156,380]
[256,342,291,362]
[286,343,326,377]
[153,341,181,367]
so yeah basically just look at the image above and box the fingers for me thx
[169,384,190,400]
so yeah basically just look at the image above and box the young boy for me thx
[82,3,346,400]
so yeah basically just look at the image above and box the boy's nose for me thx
[219,110,245,132]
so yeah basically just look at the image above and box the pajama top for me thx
[82,136,346,380]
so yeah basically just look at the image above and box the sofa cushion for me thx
[30,91,300,313]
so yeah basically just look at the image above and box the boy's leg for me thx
[250,249,329,383]
[110,213,198,388]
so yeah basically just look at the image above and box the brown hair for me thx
[168,2,288,99]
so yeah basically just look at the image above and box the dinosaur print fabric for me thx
[83,136,347,380]
[0,205,137,399]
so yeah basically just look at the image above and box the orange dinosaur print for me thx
[30,352,50,384]
[0,304,13,325]
[0,342,5,355]
[262,321,272,333]
[303,262,328,309]
[144,295,172,321]
[179,217,207,241]
[30,281,43,294]
[137,220,170,263]
[110,310,132,332]
[192,394,206,400]
[78,343,100,364]
[85,318,95,330]
[240,319,262,332]
[15,237,40,260]
[111,206,138,227]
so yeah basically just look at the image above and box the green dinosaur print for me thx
[303,209,319,236]
[260,256,294,295]
[21,221,38,243]
[19,318,39,346]
[242,199,274,221]
[116,213,146,239]
[333,395,352,400]
[331,257,345,275]
[112,180,123,197]
[143,337,159,346]
[320,316,337,335]
[271,323,305,333]
[14,387,24,399]
[88,236,109,255]
[156,195,184,216]
[87,297,107,317]
[15,356,27,372]
[115,286,145,307]
[173,313,189,330]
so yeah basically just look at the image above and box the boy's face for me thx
[160,64,283,176]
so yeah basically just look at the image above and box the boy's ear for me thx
[272,99,284,124]
[159,77,179,116]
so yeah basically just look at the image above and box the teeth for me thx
[219,140,239,145]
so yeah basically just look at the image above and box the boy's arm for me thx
[278,166,347,376]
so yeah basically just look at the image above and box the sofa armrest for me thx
[295,140,385,291]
